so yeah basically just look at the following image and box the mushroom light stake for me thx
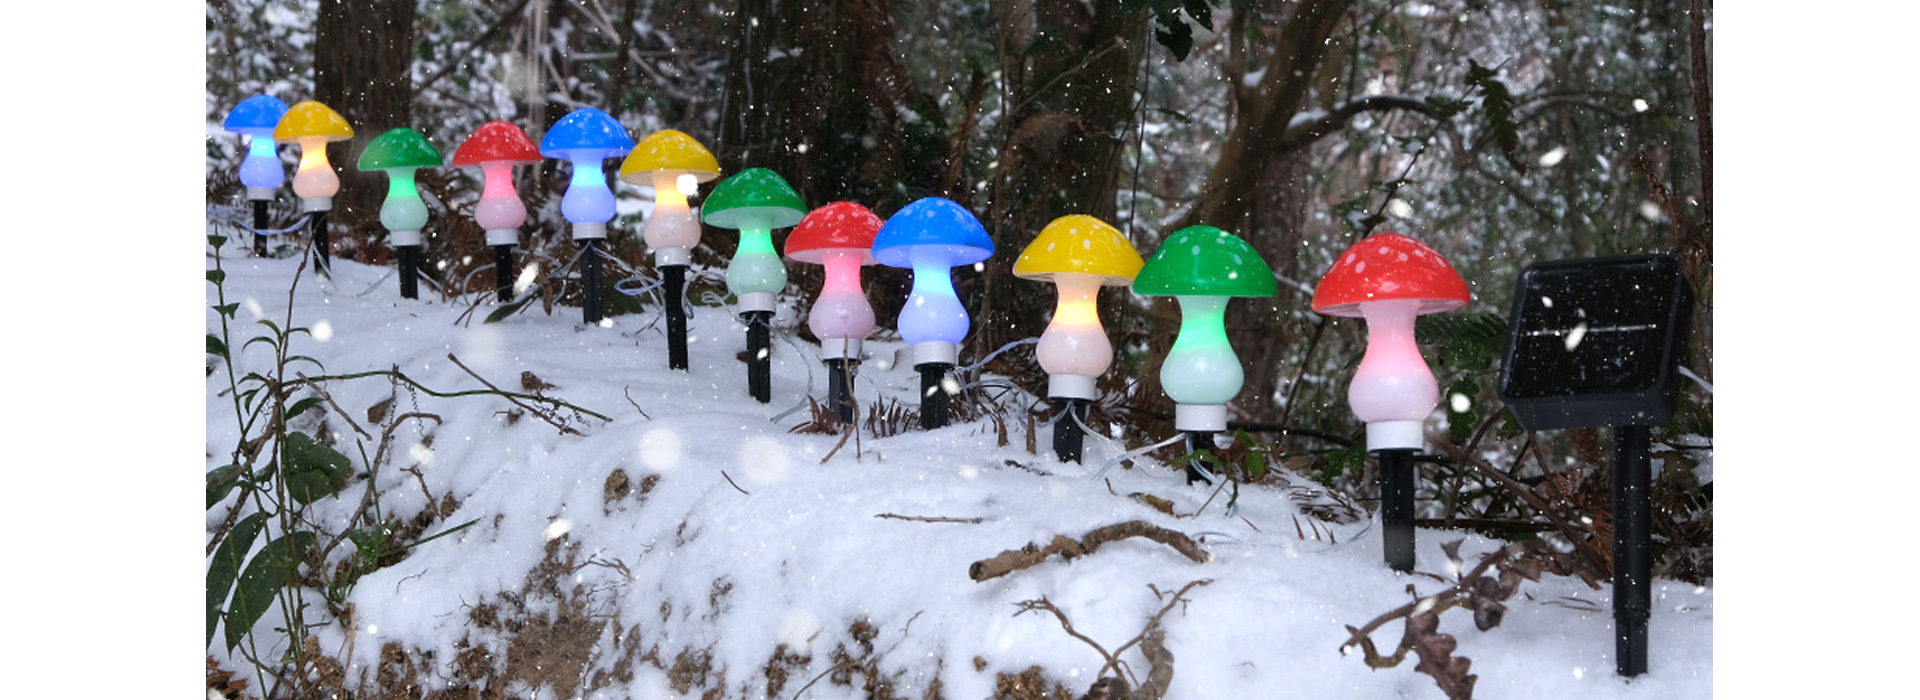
[1014,215,1143,463]
[1311,232,1470,572]
[274,100,354,279]
[222,94,288,256]
[786,202,884,423]
[540,107,635,325]
[357,128,442,299]
[871,197,995,429]
[620,130,722,370]
[1133,226,1277,482]
[701,168,807,403]
[451,121,542,303]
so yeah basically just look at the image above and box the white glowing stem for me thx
[644,172,702,253]
[1349,299,1438,450]
[291,136,339,209]
[1036,272,1111,381]
[810,249,875,347]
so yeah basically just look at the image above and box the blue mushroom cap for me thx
[539,107,636,159]
[223,94,290,137]
[871,197,995,268]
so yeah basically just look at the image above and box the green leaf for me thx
[206,269,227,285]
[484,292,538,324]
[207,512,266,649]
[1464,59,1525,175]
[284,396,324,422]
[207,334,229,360]
[282,432,352,505]
[215,302,241,319]
[224,529,316,652]
[207,464,246,509]
[1320,441,1367,487]
[209,233,230,249]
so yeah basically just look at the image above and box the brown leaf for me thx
[1408,612,1478,700]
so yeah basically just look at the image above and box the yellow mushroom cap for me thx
[619,129,721,184]
[1012,214,1144,285]
[273,100,355,143]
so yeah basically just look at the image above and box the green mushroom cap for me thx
[1133,225,1277,297]
[358,128,443,171]
[700,167,806,230]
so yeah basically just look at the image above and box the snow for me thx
[203,244,1712,699]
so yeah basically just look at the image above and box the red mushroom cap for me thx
[785,201,883,265]
[1310,232,1470,317]
[451,121,542,167]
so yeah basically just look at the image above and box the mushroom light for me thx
[221,94,288,256]
[620,129,722,370]
[1311,232,1469,571]
[701,168,807,403]
[539,107,634,325]
[1133,225,1276,481]
[450,121,542,303]
[871,197,995,429]
[357,128,442,299]
[1014,215,1143,463]
[786,202,884,423]
[273,100,354,278]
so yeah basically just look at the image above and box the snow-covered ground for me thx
[203,244,1710,699]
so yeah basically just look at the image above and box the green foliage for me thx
[1416,312,1508,374]
[207,511,265,648]
[1320,440,1368,487]
[1464,59,1525,175]
[225,530,317,653]
[281,432,352,506]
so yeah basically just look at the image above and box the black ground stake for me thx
[1184,431,1215,485]
[664,265,689,370]
[252,200,270,256]
[918,363,952,429]
[493,245,514,303]
[826,358,857,423]
[1376,448,1417,572]
[398,245,419,299]
[746,310,773,403]
[1612,424,1652,676]
[581,240,604,325]
[310,210,331,278]
[1051,397,1089,464]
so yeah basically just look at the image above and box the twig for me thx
[621,386,651,420]
[1014,598,1120,682]
[1425,438,1611,576]
[296,366,611,423]
[295,372,372,440]
[443,353,587,434]
[874,513,984,524]
[1096,579,1210,682]
[969,520,1212,582]
[721,471,750,495]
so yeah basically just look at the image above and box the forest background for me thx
[0,0,1897,696]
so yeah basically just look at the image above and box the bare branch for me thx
[970,520,1212,582]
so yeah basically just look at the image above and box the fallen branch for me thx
[1012,579,1208,699]
[969,520,1211,582]
[875,513,984,524]
[1338,540,1586,700]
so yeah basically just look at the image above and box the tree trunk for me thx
[313,0,417,243]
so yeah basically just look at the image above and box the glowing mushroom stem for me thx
[1036,272,1112,400]
[1351,299,1440,451]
